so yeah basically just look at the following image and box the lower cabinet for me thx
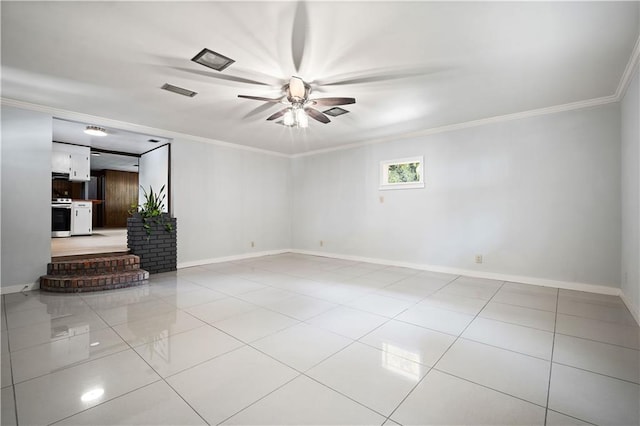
[71,201,92,236]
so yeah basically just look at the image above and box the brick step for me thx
[47,254,141,276]
[40,270,150,293]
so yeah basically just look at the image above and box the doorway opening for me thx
[50,118,171,259]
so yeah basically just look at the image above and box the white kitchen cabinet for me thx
[52,150,71,174]
[70,151,90,181]
[71,201,92,235]
[52,142,90,181]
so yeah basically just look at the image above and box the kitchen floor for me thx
[1,253,638,425]
[51,228,128,257]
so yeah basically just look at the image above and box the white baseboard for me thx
[177,249,290,269]
[292,249,622,297]
[619,291,640,326]
[1,281,40,295]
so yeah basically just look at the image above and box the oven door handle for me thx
[52,204,72,209]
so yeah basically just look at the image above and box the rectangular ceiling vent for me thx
[161,83,197,97]
[323,107,349,117]
[191,48,235,72]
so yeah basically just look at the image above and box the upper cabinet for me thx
[52,149,71,174]
[52,143,90,181]
[70,151,90,181]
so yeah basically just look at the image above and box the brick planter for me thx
[127,214,177,274]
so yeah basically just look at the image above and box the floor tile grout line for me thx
[214,373,303,425]
[382,280,507,424]
[107,322,215,426]
[553,330,640,351]
[299,373,391,422]
[44,378,168,426]
[226,297,419,422]
[550,360,640,386]
[488,298,559,314]
[474,312,556,333]
[430,368,550,409]
[216,321,398,422]
[556,310,639,328]
[543,288,560,426]
[9,345,132,387]
[545,408,598,426]
[454,335,553,362]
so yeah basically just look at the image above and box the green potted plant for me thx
[127,185,177,274]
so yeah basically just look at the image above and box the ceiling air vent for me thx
[161,83,197,97]
[191,48,235,72]
[323,107,349,117]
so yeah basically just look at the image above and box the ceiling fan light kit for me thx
[238,76,356,127]
[191,48,235,72]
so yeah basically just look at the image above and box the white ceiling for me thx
[2,1,639,155]
[90,152,140,174]
[53,118,170,155]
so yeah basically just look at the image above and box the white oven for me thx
[52,198,72,237]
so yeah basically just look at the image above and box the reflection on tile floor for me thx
[1,253,639,425]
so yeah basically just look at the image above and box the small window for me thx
[379,156,425,190]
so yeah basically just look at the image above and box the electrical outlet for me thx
[320,240,324,247]
[475,254,483,264]
[251,241,255,248]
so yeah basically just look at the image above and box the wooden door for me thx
[104,170,138,227]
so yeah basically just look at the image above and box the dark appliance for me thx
[52,198,72,237]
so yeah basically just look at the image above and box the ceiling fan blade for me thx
[266,108,290,121]
[289,76,306,99]
[291,1,308,73]
[305,108,331,124]
[238,95,283,103]
[311,97,356,107]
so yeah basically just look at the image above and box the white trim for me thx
[0,88,628,161]
[177,249,290,269]
[615,34,640,100]
[0,98,289,159]
[291,249,622,296]
[1,282,40,295]
[620,291,640,327]
[291,95,619,158]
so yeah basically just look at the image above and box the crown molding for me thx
[291,94,620,158]
[615,34,640,100]
[0,97,290,159]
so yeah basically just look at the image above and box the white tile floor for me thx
[1,253,639,425]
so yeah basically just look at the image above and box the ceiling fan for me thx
[238,76,355,127]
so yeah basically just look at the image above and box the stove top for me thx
[52,198,72,203]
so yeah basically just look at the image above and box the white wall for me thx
[621,64,640,319]
[292,104,622,288]
[0,106,292,291]
[1,106,52,291]
[171,138,291,266]
[139,144,170,213]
